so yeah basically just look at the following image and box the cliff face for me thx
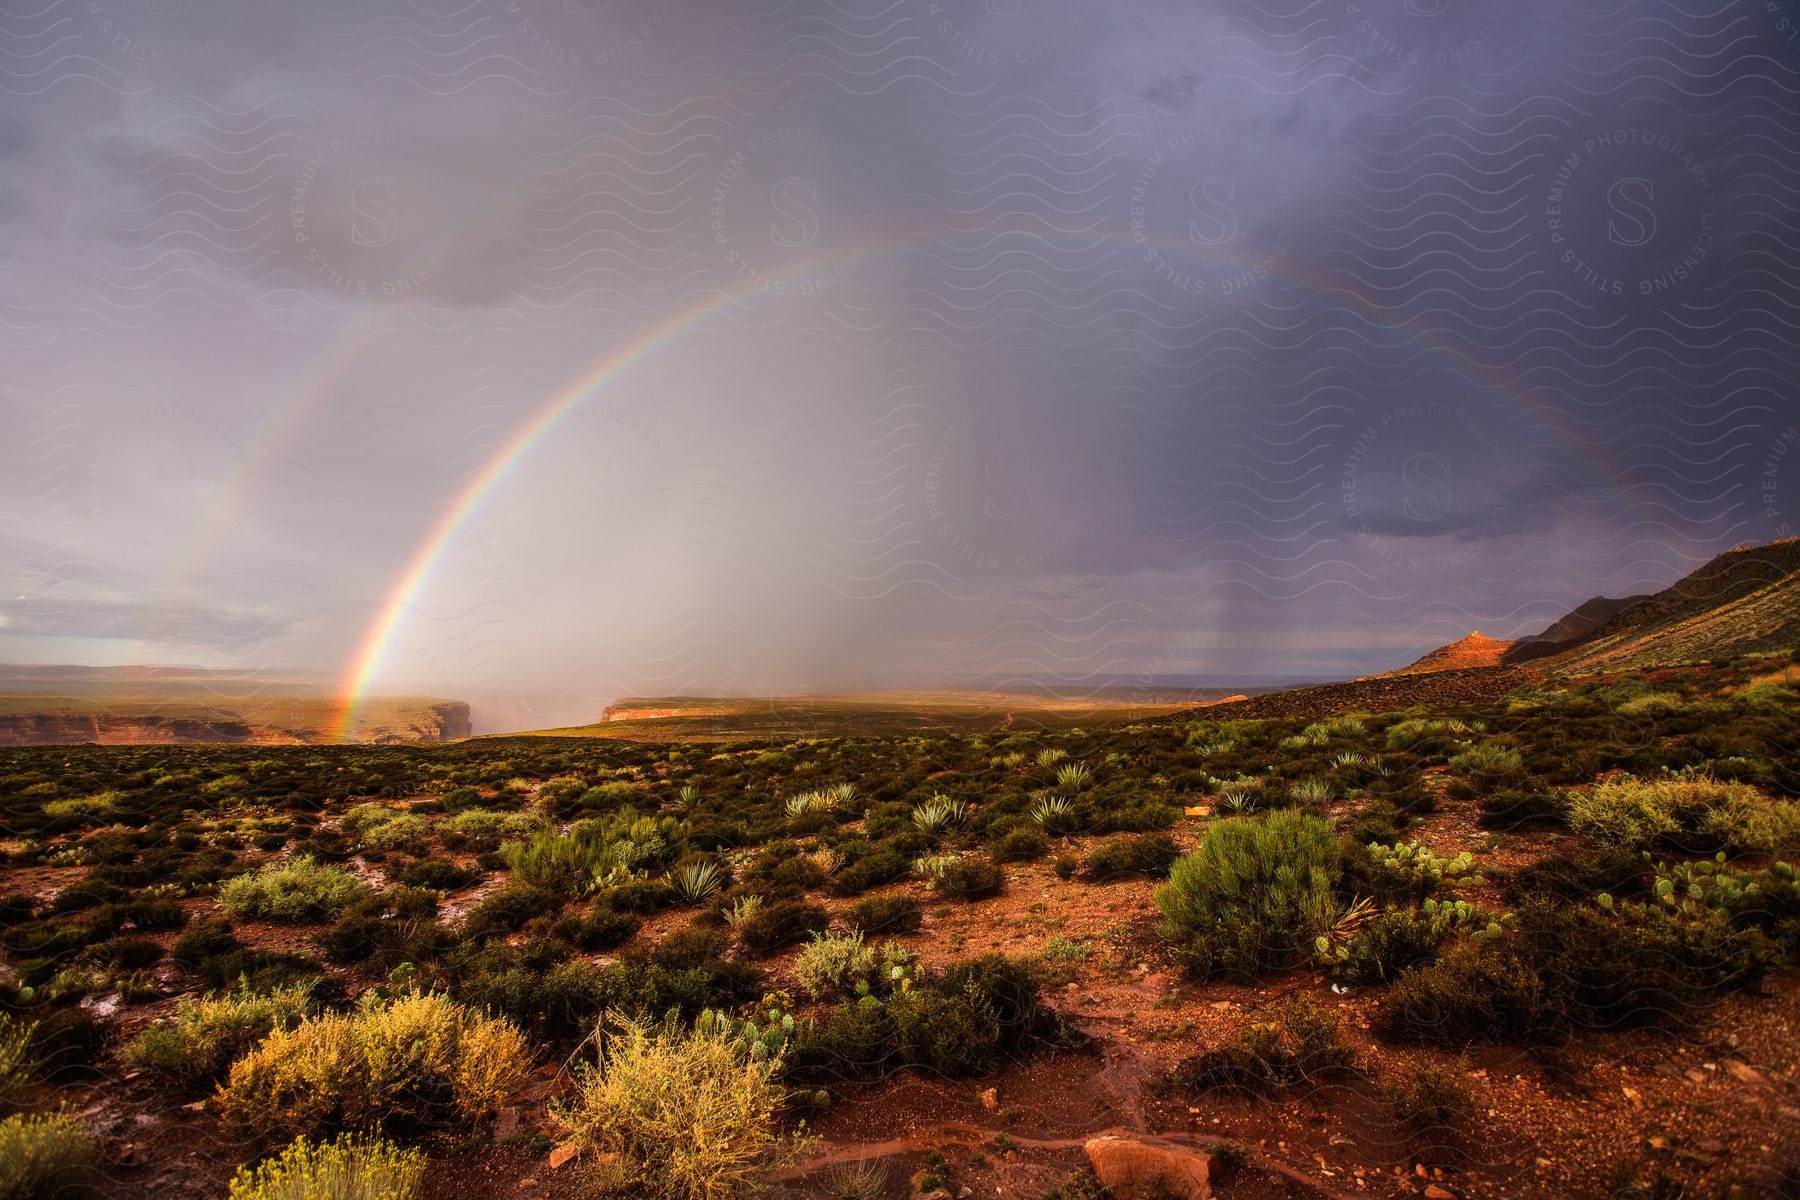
[433,702,472,741]
[0,701,473,746]
[0,715,262,746]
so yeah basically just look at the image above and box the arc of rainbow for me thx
[329,234,1646,740]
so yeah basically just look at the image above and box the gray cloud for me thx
[0,0,1794,729]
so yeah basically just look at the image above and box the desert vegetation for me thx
[0,651,1797,1197]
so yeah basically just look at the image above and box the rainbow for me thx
[327,233,1633,740]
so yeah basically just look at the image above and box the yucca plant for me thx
[1329,752,1364,768]
[1030,795,1076,828]
[670,861,725,906]
[1055,762,1092,791]
[1290,777,1334,807]
[991,752,1026,769]
[677,785,700,811]
[1035,748,1068,768]
[911,795,968,833]
[1217,790,1257,816]
[828,783,856,806]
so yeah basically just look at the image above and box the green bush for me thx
[0,1111,96,1200]
[1083,833,1179,880]
[1373,900,1771,1045]
[931,857,1004,900]
[843,894,921,936]
[1317,909,1444,984]
[1568,775,1800,855]
[218,857,372,923]
[124,980,315,1083]
[1155,812,1341,979]
[735,900,830,956]
[1174,995,1355,1094]
[991,827,1049,863]
[227,1133,425,1200]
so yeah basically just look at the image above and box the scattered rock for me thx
[979,1087,998,1110]
[1724,1060,1769,1087]
[1423,1187,1456,1200]
[548,1143,581,1171]
[1084,1133,1211,1200]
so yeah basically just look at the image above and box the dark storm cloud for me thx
[0,0,1796,726]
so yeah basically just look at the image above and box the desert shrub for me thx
[444,940,607,1037]
[552,1014,801,1200]
[226,1133,425,1200]
[1372,943,1558,1045]
[1617,692,1687,718]
[1317,908,1445,984]
[1373,900,1771,1045]
[991,827,1050,863]
[1504,848,1649,905]
[0,1019,30,1113]
[390,856,476,892]
[1088,800,1182,834]
[792,933,913,1000]
[218,857,372,923]
[1447,741,1522,780]
[843,894,921,936]
[930,857,1004,900]
[0,1110,96,1200]
[1568,775,1800,855]
[501,831,606,895]
[1386,1058,1474,1135]
[1083,833,1179,881]
[1478,788,1564,830]
[460,883,563,940]
[1155,812,1341,979]
[1173,995,1355,1094]
[552,904,642,952]
[736,900,830,956]
[829,847,912,896]
[217,991,530,1141]
[441,786,482,812]
[124,980,315,1083]
[894,955,1053,1075]
[792,954,1054,1082]
[339,806,426,853]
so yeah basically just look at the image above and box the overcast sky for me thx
[3,0,1798,728]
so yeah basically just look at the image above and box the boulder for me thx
[1084,1134,1211,1200]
